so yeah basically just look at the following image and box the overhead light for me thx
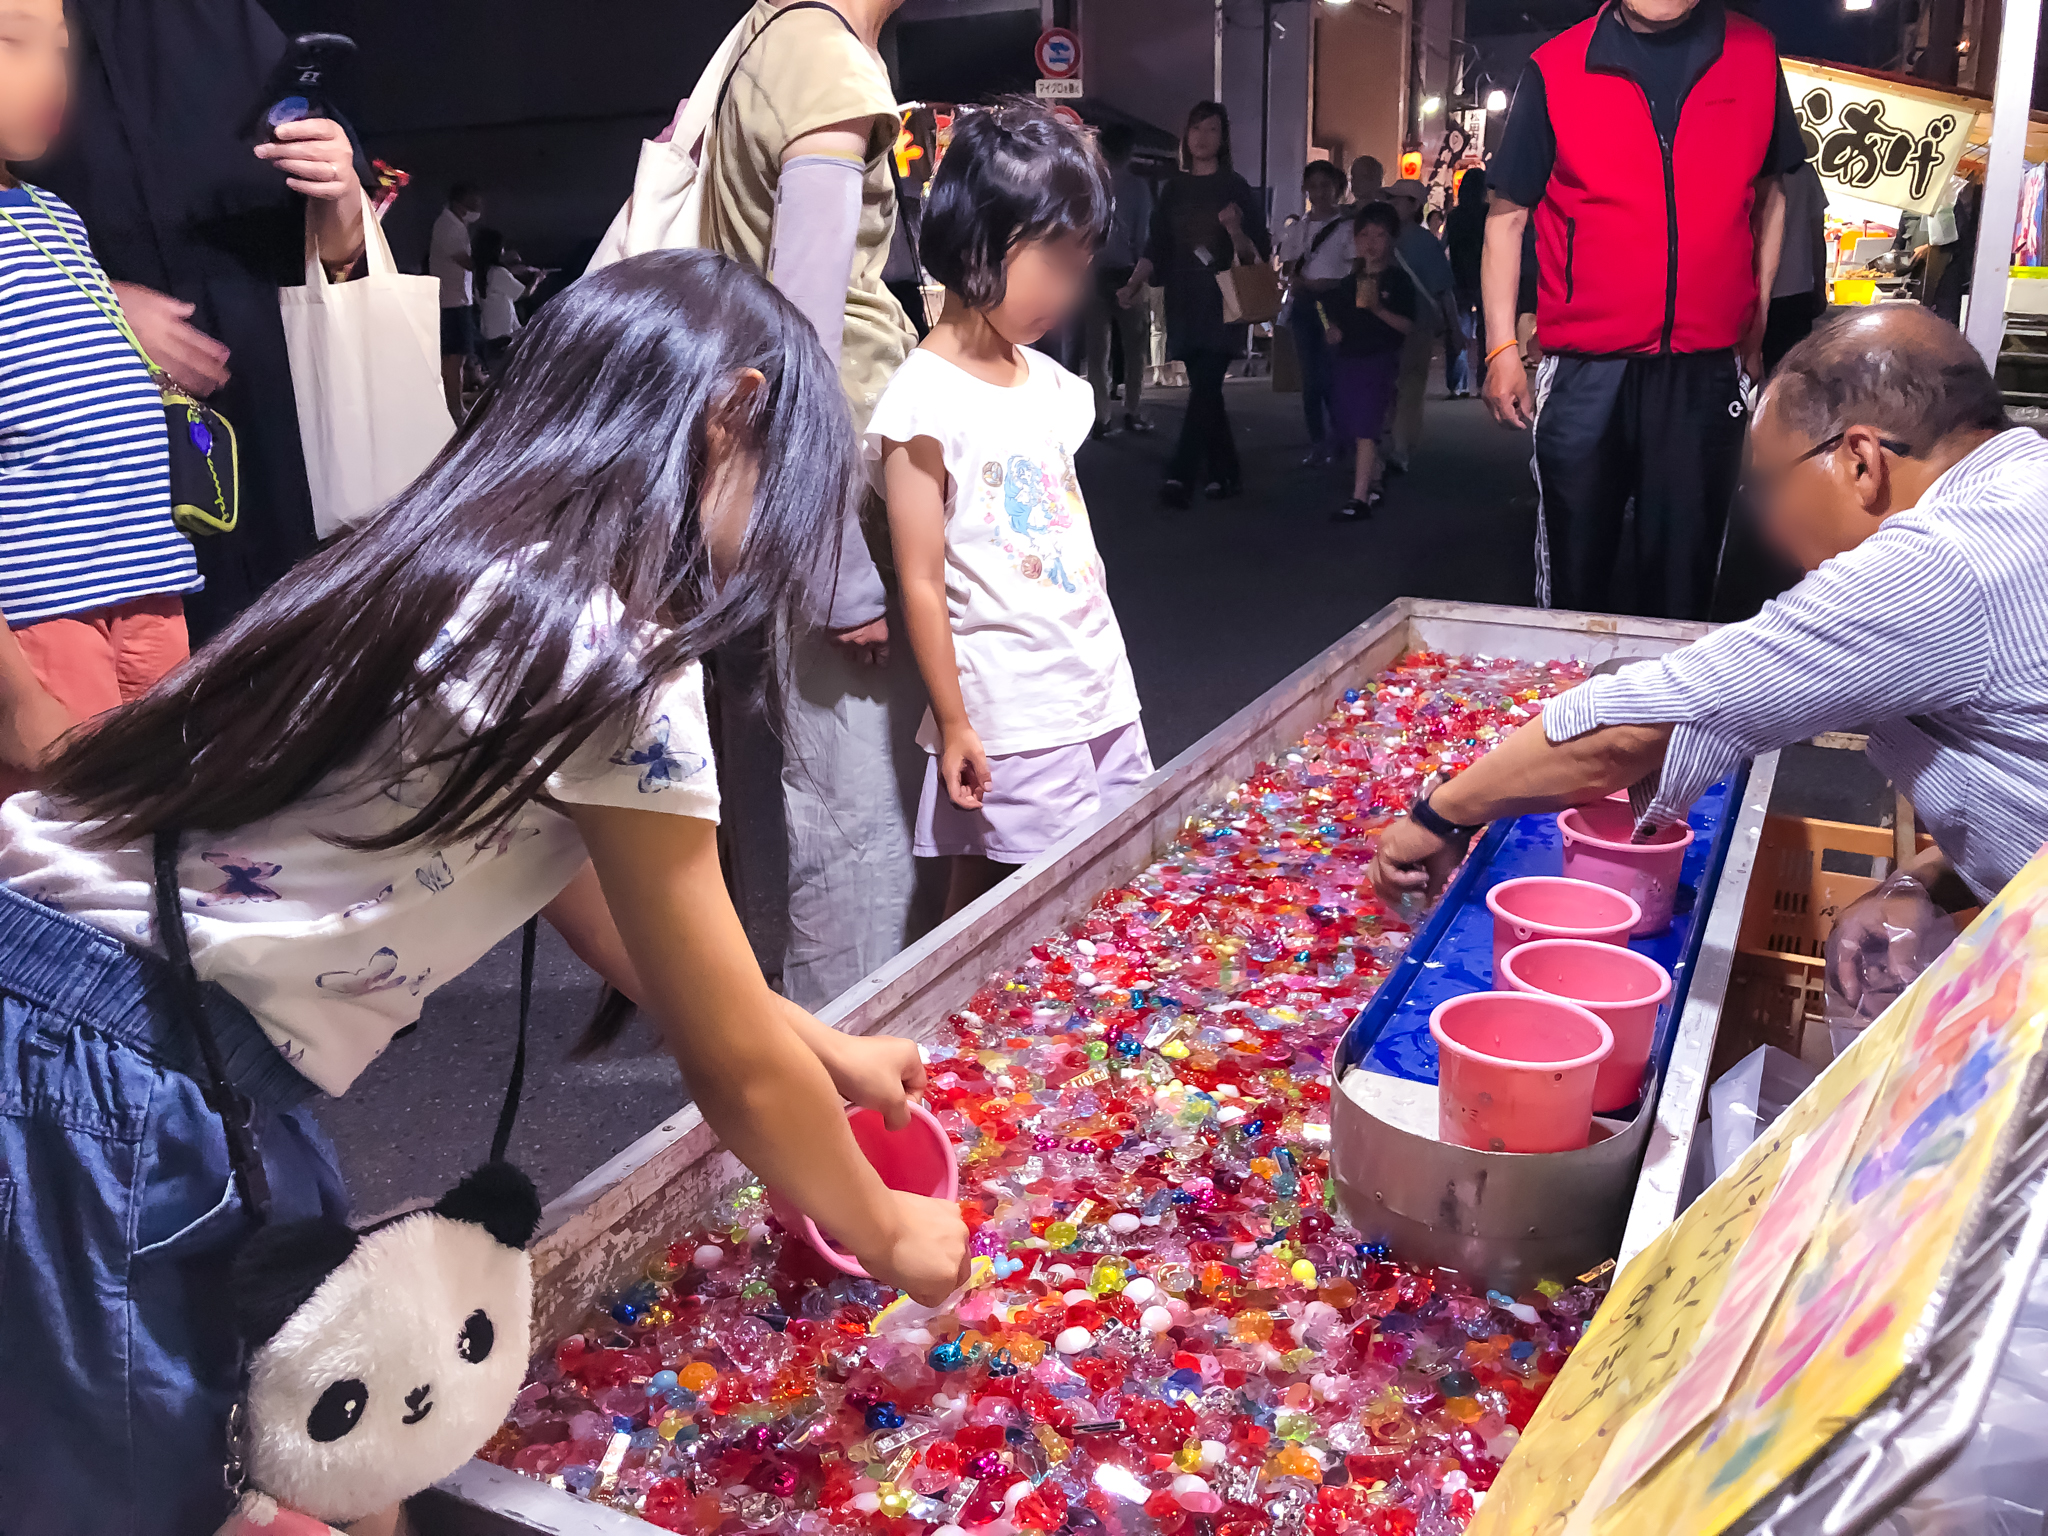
[1422,95,1443,114]
[1845,0,1873,9]
[1486,89,1509,112]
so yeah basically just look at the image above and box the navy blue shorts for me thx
[0,883,345,1531]
[441,303,480,359]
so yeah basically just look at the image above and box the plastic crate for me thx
[1719,814,1925,1068]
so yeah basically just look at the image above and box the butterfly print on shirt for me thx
[415,852,454,892]
[475,821,542,859]
[197,852,283,907]
[314,948,412,998]
[341,884,394,919]
[608,715,708,794]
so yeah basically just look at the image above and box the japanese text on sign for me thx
[1784,62,1979,215]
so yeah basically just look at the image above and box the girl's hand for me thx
[255,118,359,201]
[941,726,993,811]
[1217,202,1244,233]
[818,1031,927,1130]
[1325,325,1342,346]
[860,1191,973,1307]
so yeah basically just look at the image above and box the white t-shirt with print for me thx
[864,346,1141,758]
[0,572,719,1097]
[481,265,525,341]
[1277,210,1355,283]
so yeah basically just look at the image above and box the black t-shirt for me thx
[1490,0,1808,210]
[1322,262,1419,358]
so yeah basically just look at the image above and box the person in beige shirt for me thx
[700,0,940,1008]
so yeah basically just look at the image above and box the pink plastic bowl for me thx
[1485,875,1641,980]
[765,1102,957,1276]
[1499,938,1672,1113]
[1556,800,1695,936]
[1432,991,1614,1154]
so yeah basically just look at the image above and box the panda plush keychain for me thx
[151,832,546,1533]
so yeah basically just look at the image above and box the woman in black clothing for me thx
[1116,101,1269,507]
[1443,167,1488,397]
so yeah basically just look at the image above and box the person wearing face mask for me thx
[431,183,486,418]
[1480,0,1807,622]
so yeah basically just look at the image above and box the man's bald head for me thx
[1762,307,2008,454]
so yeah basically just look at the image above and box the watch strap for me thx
[1410,792,1481,841]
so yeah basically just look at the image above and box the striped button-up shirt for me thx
[1543,427,2048,902]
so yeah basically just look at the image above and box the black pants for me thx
[1167,349,1239,487]
[1531,350,1746,622]
[1761,291,1824,375]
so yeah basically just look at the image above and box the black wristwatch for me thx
[1409,790,1483,842]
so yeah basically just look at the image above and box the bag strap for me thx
[1306,215,1347,256]
[150,829,540,1209]
[0,187,161,379]
[712,2,859,129]
[152,831,273,1222]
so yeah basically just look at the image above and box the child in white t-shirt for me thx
[869,101,1150,915]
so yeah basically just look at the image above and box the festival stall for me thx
[419,600,2048,1536]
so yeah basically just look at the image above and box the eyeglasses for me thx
[1740,430,1916,504]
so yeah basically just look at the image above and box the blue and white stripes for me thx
[1544,427,2048,902]
[0,184,197,626]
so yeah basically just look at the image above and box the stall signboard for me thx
[1784,60,1981,215]
[1471,846,2048,1536]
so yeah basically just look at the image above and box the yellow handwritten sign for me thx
[1473,850,2048,1536]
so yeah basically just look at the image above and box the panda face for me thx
[243,1210,531,1524]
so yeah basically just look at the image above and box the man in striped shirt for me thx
[1372,306,2048,919]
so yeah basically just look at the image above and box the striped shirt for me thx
[0,184,198,626]
[1544,427,2048,902]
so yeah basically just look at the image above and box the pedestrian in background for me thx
[1763,153,1828,374]
[28,0,369,640]
[1383,177,1456,474]
[474,227,544,376]
[1348,154,1384,209]
[1482,0,1804,622]
[1117,101,1269,508]
[1276,158,1352,465]
[1083,122,1153,438]
[431,182,484,417]
[1443,167,1488,397]
[1323,203,1417,520]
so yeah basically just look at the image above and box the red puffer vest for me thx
[1531,3,1781,356]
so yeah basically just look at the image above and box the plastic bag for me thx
[1707,1044,1819,1183]
[1823,872,1961,1059]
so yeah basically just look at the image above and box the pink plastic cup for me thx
[1485,876,1641,980]
[765,1102,957,1276]
[1431,991,1614,1154]
[1499,939,1672,1113]
[1556,800,1695,936]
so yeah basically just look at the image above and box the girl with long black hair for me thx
[0,248,969,1528]
[1115,101,1269,506]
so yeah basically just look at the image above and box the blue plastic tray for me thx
[1337,768,1749,1109]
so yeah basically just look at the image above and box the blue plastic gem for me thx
[1438,1371,1477,1397]
[928,1339,966,1372]
[608,1301,641,1325]
[1486,1289,1517,1308]
[1510,1340,1537,1361]
[664,1385,699,1411]
[187,419,214,454]
[562,1465,601,1494]
[612,1414,636,1434]
[987,1350,1019,1377]
[648,1370,679,1397]
[1165,1368,1204,1394]
[865,1402,904,1431]
[756,1305,789,1332]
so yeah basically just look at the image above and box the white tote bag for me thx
[281,191,456,538]
[586,20,750,271]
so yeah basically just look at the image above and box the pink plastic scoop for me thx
[764,1102,957,1276]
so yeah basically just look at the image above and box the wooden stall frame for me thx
[432,599,1764,1532]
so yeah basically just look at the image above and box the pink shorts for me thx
[915,720,1153,863]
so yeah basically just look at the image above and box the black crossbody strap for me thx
[152,830,272,1222]
[713,2,858,128]
[490,917,538,1164]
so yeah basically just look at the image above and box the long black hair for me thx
[48,248,854,849]
[1179,100,1231,173]
[921,98,1113,310]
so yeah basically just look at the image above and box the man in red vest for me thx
[1480,0,1807,621]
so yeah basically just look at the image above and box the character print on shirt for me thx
[341,884,394,919]
[982,451,1099,595]
[315,947,417,999]
[609,714,708,794]
[416,852,454,893]
[197,851,284,907]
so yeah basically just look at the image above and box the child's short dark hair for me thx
[1303,159,1345,193]
[921,99,1113,310]
[1353,201,1403,238]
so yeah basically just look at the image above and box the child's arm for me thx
[0,619,74,776]
[572,803,970,1304]
[883,435,993,811]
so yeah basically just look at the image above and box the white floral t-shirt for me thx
[863,346,1141,756]
[0,568,719,1096]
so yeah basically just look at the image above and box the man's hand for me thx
[829,615,889,667]
[113,283,231,396]
[941,724,994,811]
[0,669,74,776]
[1483,345,1534,429]
[254,117,358,201]
[1367,815,1473,905]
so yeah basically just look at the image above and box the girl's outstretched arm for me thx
[570,803,970,1304]
[883,435,992,810]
